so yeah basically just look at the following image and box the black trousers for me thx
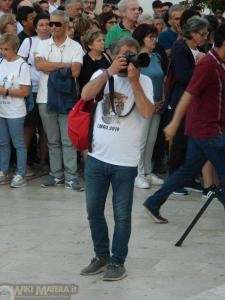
[168,110,188,175]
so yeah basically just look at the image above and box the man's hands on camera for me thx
[108,54,127,76]
[127,62,140,83]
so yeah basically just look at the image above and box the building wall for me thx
[96,0,180,14]
[139,0,180,14]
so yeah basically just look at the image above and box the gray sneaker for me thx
[102,263,127,281]
[0,171,9,185]
[10,175,26,188]
[25,165,35,177]
[41,175,64,188]
[80,257,109,276]
[65,178,84,191]
[39,162,50,175]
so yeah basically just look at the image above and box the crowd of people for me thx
[0,0,225,282]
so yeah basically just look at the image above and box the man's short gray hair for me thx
[138,14,153,24]
[182,16,209,39]
[118,0,139,13]
[51,9,70,22]
[65,0,83,8]
[153,16,164,24]
[169,4,184,19]
[109,36,140,55]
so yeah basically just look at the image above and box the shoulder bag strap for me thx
[102,52,112,64]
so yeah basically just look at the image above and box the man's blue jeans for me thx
[84,156,137,264]
[0,117,26,176]
[144,135,225,211]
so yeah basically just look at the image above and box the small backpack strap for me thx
[18,61,26,77]
[27,37,32,62]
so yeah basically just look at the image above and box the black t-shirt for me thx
[78,52,111,96]
[18,31,29,45]
[18,30,36,45]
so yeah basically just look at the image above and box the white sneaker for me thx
[10,175,26,188]
[134,176,150,189]
[147,174,164,185]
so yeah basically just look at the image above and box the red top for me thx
[185,49,225,138]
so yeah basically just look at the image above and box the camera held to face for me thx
[119,52,150,76]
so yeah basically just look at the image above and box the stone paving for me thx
[0,176,225,300]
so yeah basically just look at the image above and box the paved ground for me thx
[0,175,225,300]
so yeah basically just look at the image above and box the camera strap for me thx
[109,76,135,118]
[109,76,116,114]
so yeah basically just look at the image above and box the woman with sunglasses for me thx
[164,16,209,196]
[133,24,165,189]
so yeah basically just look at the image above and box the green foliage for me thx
[206,0,225,12]
[180,0,225,11]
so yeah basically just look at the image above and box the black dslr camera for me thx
[119,52,150,76]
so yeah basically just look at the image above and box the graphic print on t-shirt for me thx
[0,73,20,105]
[101,91,128,124]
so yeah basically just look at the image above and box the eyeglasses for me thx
[103,4,117,10]
[37,24,50,28]
[146,35,157,41]
[107,20,117,24]
[49,21,64,27]
[83,0,95,5]
[196,31,209,38]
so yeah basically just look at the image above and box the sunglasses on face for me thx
[49,21,63,27]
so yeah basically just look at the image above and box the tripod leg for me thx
[175,193,215,247]
[216,191,225,209]
[175,176,225,247]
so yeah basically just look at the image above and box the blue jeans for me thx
[144,135,225,211]
[84,156,137,264]
[0,117,27,176]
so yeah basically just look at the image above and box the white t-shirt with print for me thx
[35,36,84,104]
[0,57,30,118]
[18,36,42,93]
[89,70,154,167]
